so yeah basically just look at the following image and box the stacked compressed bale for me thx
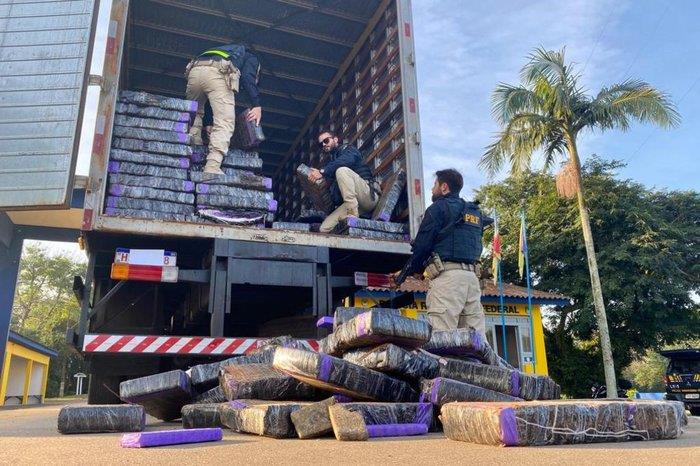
[321,310,431,356]
[220,400,308,438]
[343,344,439,383]
[335,216,409,241]
[440,400,685,446]
[273,347,417,402]
[423,328,501,366]
[119,370,193,421]
[105,90,198,222]
[193,386,227,404]
[372,169,406,221]
[328,403,431,441]
[290,397,338,439]
[437,357,560,400]
[219,364,323,401]
[181,403,227,429]
[332,306,428,330]
[57,405,145,434]
[296,164,333,214]
[191,146,276,225]
[421,377,522,406]
[188,348,277,391]
[231,108,266,149]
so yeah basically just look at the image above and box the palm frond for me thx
[491,84,542,125]
[521,47,567,86]
[585,79,681,131]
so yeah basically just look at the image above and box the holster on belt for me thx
[423,253,445,280]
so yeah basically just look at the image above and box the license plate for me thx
[685,393,699,399]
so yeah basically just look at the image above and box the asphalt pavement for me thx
[0,399,698,465]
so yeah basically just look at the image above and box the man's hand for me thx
[307,168,323,182]
[247,107,262,125]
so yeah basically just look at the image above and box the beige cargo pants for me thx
[320,167,377,233]
[186,61,239,171]
[426,268,486,335]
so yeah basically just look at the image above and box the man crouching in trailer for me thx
[307,130,380,233]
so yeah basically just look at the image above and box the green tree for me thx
[477,158,699,397]
[11,243,87,397]
[480,47,680,397]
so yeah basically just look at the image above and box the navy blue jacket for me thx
[322,144,373,206]
[404,194,493,275]
[201,44,261,108]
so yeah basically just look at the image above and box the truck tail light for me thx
[354,272,392,288]
[111,263,178,283]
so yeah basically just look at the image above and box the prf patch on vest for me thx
[464,213,481,225]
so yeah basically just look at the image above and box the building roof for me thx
[367,277,571,306]
[8,331,59,358]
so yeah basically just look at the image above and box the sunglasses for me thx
[318,136,332,147]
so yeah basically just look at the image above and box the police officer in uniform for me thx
[393,169,492,334]
[307,130,379,233]
[185,44,262,176]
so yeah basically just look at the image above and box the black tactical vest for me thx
[433,197,485,264]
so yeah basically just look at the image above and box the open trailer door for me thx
[0,0,99,210]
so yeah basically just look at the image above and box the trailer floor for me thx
[1,399,698,465]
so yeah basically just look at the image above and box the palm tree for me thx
[481,47,680,398]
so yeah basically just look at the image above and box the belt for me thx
[443,262,478,272]
[193,57,226,67]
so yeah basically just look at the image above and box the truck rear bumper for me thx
[82,334,319,356]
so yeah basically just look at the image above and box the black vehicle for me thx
[661,349,700,416]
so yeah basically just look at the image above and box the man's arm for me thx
[321,145,362,179]
[240,57,261,121]
[403,203,445,276]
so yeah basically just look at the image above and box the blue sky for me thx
[412,0,700,197]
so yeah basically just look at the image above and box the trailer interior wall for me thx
[85,0,422,244]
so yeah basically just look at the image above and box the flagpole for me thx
[522,210,536,371]
[494,208,508,363]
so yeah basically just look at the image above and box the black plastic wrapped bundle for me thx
[295,208,327,223]
[104,207,191,222]
[219,400,307,438]
[116,102,190,122]
[57,404,145,434]
[114,114,188,133]
[112,125,192,145]
[109,149,190,169]
[219,363,322,401]
[322,310,431,356]
[195,184,273,199]
[343,344,439,382]
[255,336,311,351]
[189,171,272,191]
[271,222,311,232]
[290,397,338,438]
[221,155,263,171]
[108,185,195,205]
[440,400,685,446]
[438,357,560,400]
[189,349,276,390]
[109,174,194,193]
[272,347,417,402]
[196,194,276,212]
[421,377,522,406]
[333,307,421,330]
[193,386,227,404]
[108,160,188,180]
[339,216,408,234]
[105,196,195,215]
[423,328,499,365]
[372,169,406,221]
[181,403,226,429]
[197,208,267,225]
[119,370,193,421]
[341,402,433,426]
[119,90,198,113]
[340,227,408,241]
[231,108,266,148]
[328,404,429,441]
[112,137,193,157]
[296,164,333,213]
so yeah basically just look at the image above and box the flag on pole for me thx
[492,210,501,285]
[518,213,527,280]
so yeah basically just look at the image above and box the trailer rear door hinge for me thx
[88,74,104,88]
[412,131,421,145]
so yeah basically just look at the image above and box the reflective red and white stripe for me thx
[82,334,319,355]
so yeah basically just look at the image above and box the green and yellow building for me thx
[1,331,57,406]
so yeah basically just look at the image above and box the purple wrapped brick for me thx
[120,428,222,448]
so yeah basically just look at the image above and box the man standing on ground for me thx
[185,43,262,176]
[307,131,379,233]
[393,169,491,334]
